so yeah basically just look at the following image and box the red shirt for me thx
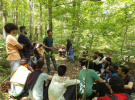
[97,93,128,100]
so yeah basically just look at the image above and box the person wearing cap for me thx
[10,58,33,99]
[118,65,135,95]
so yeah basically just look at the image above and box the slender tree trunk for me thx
[72,0,76,34]
[48,0,52,30]
[2,0,6,39]
[16,0,18,27]
[29,0,33,40]
[40,3,43,37]
[23,3,25,26]
[34,26,38,42]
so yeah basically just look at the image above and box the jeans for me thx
[45,53,57,72]
[9,60,20,96]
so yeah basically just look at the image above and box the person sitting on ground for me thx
[80,50,89,67]
[105,66,117,82]
[26,60,52,100]
[10,58,33,99]
[92,51,99,60]
[92,75,134,100]
[100,57,118,77]
[118,65,135,95]
[58,45,66,57]
[78,61,107,99]
[93,53,106,73]
[48,65,80,100]
[37,44,45,61]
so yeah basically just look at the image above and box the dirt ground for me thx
[44,54,81,79]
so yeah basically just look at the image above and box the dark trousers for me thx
[93,63,102,73]
[45,53,57,72]
[88,83,107,99]
[64,85,76,100]
[124,89,134,95]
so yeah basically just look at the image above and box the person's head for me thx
[109,75,124,93]
[85,60,93,69]
[118,65,129,75]
[98,53,104,59]
[36,60,44,71]
[105,57,111,65]
[93,51,99,57]
[47,30,52,37]
[61,45,65,49]
[38,44,43,49]
[106,66,116,74]
[4,23,18,35]
[20,58,29,68]
[20,26,27,35]
[33,43,37,48]
[58,65,67,76]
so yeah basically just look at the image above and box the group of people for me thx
[79,51,135,100]
[4,22,135,100]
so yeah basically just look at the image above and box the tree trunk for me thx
[2,0,6,39]
[48,0,53,30]
[40,3,43,37]
[29,0,33,40]
[34,26,38,42]
[23,3,25,26]
[16,0,18,27]
[72,0,76,34]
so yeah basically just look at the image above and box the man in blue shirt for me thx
[43,30,57,72]
[18,26,31,59]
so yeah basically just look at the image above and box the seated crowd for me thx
[4,23,135,100]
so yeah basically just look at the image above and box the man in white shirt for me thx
[93,53,106,73]
[48,65,80,100]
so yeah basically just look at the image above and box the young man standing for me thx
[18,26,31,59]
[5,23,23,98]
[118,65,135,95]
[43,30,57,72]
[5,23,23,75]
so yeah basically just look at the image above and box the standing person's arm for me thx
[18,35,31,47]
[9,36,23,50]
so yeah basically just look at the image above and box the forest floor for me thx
[0,54,82,100]
[44,54,81,79]
[1,54,135,100]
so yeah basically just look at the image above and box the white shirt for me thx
[95,57,106,68]
[29,73,49,100]
[48,74,80,100]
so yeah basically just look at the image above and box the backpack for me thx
[109,93,134,100]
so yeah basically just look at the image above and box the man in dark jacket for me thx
[18,26,31,59]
